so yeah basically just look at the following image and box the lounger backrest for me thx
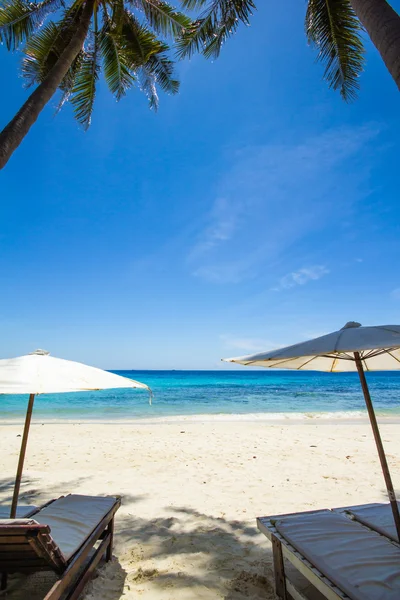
[344,503,400,542]
[34,494,119,560]
[0,519,66,574]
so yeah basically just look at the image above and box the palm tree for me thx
[0,0,192,168]
[178,0,400,99]
[1,0,398,170]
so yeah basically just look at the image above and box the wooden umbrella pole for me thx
[10,394,35,518]
[354,352,400,541]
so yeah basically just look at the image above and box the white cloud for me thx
[273,265,329,291]
[188,125,379,284]
[192,263,248,284]
[189,197,237,260]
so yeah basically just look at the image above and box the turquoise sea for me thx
[1,370,400,422]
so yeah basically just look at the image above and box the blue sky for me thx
[1,1,399,369]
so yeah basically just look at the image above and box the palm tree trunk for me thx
[0,0,95,169]
[350,0,400,90]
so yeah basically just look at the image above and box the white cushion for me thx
[34,494,117,560]
[275,511,400,600]
[0,518,37,526]
[346,503,400,542]
[0,505,37,518]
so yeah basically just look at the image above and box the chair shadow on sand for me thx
[115,504,275,600]
[0,476,91,508]
[0,479,275,599]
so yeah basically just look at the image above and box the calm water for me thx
[1,370,400,422]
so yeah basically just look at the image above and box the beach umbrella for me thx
[0,349,152,518]
[222,322,400,541]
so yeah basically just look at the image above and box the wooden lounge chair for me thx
[0,496,60,519]
[257,507,400,600]
[334,501,400,543]
[0,493,121,599]
[0,505,38,518]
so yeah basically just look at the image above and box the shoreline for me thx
[2,410,400,425]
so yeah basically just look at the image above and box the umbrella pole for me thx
[10,394,35,518]
[354,352,400,541]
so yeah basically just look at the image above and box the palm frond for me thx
[131,0,191,39]
[137,67,158,108]
[22,21,58,84]
[176,0,255,59]
[118,9,178,109]
[21,3,84,85]
[99,22,135,99]
[145,49,178,93]
[70,35,100,128]
[56,49,84,111]
[111,0,124,32]
[180,0,207,7]
[0,0,62,50]
[120,8,162,64]
[306,0,365,101]
[138,48,179,108]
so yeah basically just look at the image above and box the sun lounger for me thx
[257,509,400,600]
[0,495,65,519]
[0,493,121,599]
[0,505,38,518]
[334,501,400,543]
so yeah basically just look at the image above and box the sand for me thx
[0,418,399,599]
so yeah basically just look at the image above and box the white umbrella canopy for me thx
[222,322,400,541]
[0,349,151,394]
[0,350,152,518]
[223,322,400,371]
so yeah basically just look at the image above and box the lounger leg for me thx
[271,535,287,599]
[106,518,114,562]
[1,573,7,591]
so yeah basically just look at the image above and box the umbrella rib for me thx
[243,357,294,367]
[296,356,318,370]
[364,349,386,359]
[364,348,397,360]
[339,352,355,360]
[321,353,353,361]
[330,357,338,372]
[386,350,400,365]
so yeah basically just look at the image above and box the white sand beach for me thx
[1,419,399,599]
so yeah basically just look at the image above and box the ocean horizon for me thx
[1,369,400,422]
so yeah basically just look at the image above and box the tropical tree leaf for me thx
[137,67,158,108]
[21,3,84,85]
[120,8,162,64]
[138,47,179,108]
[99,23,135,99]
[145,49,178,93]
[131,0,191,39]
[0,0,62,50]
[110,0,124,32]
[60,48,84,93]
[180,0,207,7]
[306,0,365,101]
[22,21,58,84]
[176,0,255,59]
[56,49,84,111]
[70,35,100,128]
